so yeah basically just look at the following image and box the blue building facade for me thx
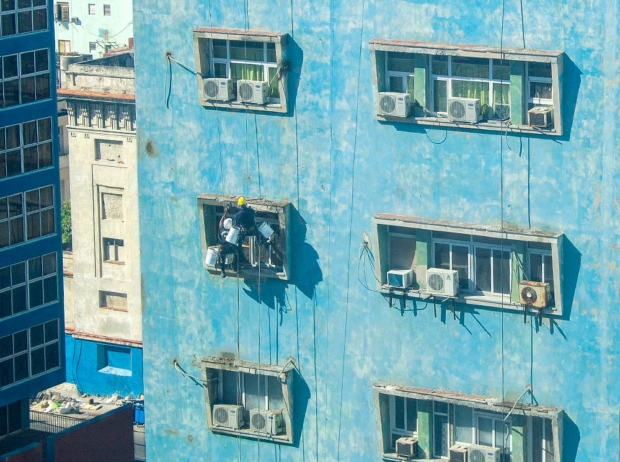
[133,1,619,460]
[0,0,64,444]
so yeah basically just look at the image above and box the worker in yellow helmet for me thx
[233,196,256,234]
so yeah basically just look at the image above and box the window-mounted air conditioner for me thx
[376,92,411,118]
[467,444,501,462]
[426,268,459,297]
[395,436,418,459]
[237,80,269,105]
[387,269,414,289]
[69,16,79,23]
[528,106,553,128]
[203,78,233,102]
[449,444,469,462]
[249,409,283,435]
[494,102,510,120]
[212,404,244,429]
[448,97,481,123]
[519,280,550,308]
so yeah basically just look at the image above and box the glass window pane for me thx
[41,209,54,235]
[230,62,263,82]
[1,0,15,10]
[3,79,19,106]
[389,76,404,93]
[17,0,30,8]
[229,40,263,61]
[20,51,34,74]
[406,398,417,431]
[267,66,279,98]
[434,413,449,457]
[493,250,510,294]
[25,190,38,212]
[452,80,490,107]
[0,335,12,357]
[17,10,31,33]
[452,245,469,290]
[0,198,6,220]
[5,125,18,149]
[0,153,5,179]
[29,279,42,307]
[42,253,55,275]
[452,57,489,78]
[14,352,28,381]
[28,256,41,279]
[493,83,510,105]
[32,8,46,30]
[40,186,52,207]
[0,222,8,248]
[21,76,35,103]
[388,52,414,73]
[1,13,16,36]
[529,62,552,79]
[212,39,227,59]
[530,81,552,100]
[495,419,509,449]
[35,73,50,100]
[13,330,26,352]
[43,275,57,303]
[6,150,21,176]
[435,401,448,414]
[22,121,36,144]
[478,416,493,446]
[11,263,24,284]
[37,118,51,140]
[30,347,44,375]
[45,342,59,369]
[35,49,48,71]
[389,235,415,270]
[455,405,473,443]
[30,324,44,346]
[433,79,447,112]
[213,62,227,78]
[0,359,14,386]
[38,142,52,168]
[7,400,21,433]
[9,194,22,216]
[12,285,26,313]
[266,43,276,63]
[434,243,450,270]
[493,60,510,80]
[0,128,4,149]
[530,252,543,282]
[27,213,40,239]
[475,247,491,292]
[9,218,23,245]
[3,55,17,78]
[394,395,405,429]
[432,55,448,76]
[544,418,554,461]
[45,320,58,341]
[0,266,9,289]
[23,146,38,172]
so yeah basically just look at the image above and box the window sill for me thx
[383,455,445,462]
[210,425,291,443]
[98,366,132,376]
[99,305,128,312]
[199,99,285,114]
[375,114,560,136]
[103,260,125,265]
[379,285,559,315]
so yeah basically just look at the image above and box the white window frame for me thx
[388,229,416,271]
[103,4,110,15]
[385,52,414,94]
[29,319,60,378]
[88,3,95,15]
[1,0,48,37]
[25,185,55,240]
[389,395,418,448]
[473,411,513,455]
[193,28,289,113]
[369,40,564,136]
[433,401,450,458]
[1,49,51,108]
[472,243,512,296]
[432,237,471,293]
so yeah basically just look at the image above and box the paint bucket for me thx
[205,247,218,267]
[257,222,274,240]
[226,227,241,245]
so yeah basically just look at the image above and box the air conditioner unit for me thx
[237,80,269,104]
[519,280,550,308]
[387,269,414,289]
[466,444,501,462]
[69,16,79,24]
[493,102,510,120]
[426,268,459,297]
[528,106,553,128]
[212,404,244,430]
[448,97,481,123]
[98,28,109,40]
[249,409,283,435]
[449,443,469,462]
[395,436,418,459]
[376,92,411,117]
[202,78,233,102]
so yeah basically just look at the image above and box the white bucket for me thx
[225,227,241,245]
[257,222,274,240]
[205,247,218,267]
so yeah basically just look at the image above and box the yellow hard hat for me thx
[237,196,246,206]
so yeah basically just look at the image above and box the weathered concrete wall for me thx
[133,0,620,460]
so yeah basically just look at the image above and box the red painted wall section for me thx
[51,406,134,462]
[0,443,42,462]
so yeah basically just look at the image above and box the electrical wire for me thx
[336,0,365,458]
[173,360,208,388]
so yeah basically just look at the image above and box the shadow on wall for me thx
[562,412,580,462]
[285,37,303,117]
[242,204,322,318]
[291,368,311,448]
[560,55,581,142]
[561,235,580,321]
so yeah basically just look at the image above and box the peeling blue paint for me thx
[134,0,620,460]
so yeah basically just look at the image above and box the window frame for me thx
[88,3,95,15]
[370,39,564,136]
[199,356,297,444]
[1,0,48,36]
[102,4,110,16]
[198,194,293,281]
[374,382,563,462]
[102,237,125,264]
[373,214,564,316]
[55,2,69,21]
[0,319,61,389]
[0,117,53,179]
[193,28,290,114]
[1,48,51,108]
[0,186,55,250]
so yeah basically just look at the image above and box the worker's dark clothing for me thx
[215,224,236,276]
[234,206,256,233]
